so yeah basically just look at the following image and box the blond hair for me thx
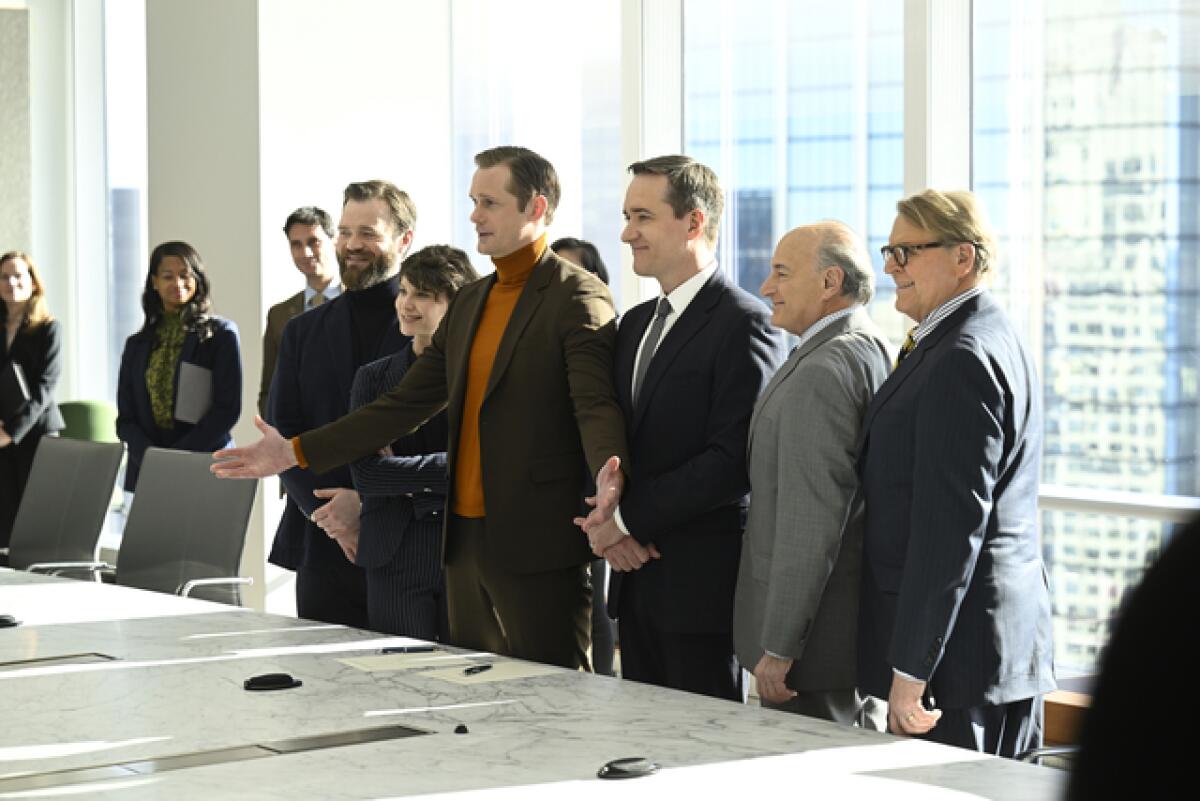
[896,189,996,276]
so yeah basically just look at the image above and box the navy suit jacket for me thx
[348,345,448,570]
[608,270,785,633]
[267,283,407,571]
[856,291,1055,709]
[116,317,241,491]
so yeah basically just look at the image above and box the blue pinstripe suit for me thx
[349,343,448,639]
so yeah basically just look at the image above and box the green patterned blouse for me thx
[145,310,187,430]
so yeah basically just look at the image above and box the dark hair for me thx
[628,155,724,246]
[550,237,609,285]
[0,250,53,330]
[139,241,215,341]
[398,245,479,301]
[282,206,334,239]
[343,180,417,236]
[474,146,561,225]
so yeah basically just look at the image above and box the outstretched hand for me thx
[211,415,298,479]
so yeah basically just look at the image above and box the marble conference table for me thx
[0,569,1066,800]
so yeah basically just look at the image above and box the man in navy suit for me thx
[580,155,785,700]
[267,180,414,627]
[857,189,1055,756]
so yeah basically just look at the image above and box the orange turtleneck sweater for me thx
[452,234,547,517]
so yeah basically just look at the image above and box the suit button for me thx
[935,636,944,645]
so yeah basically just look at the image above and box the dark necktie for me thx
[894,328,916,370]
[308,292,326,309]
[633,297,672,405]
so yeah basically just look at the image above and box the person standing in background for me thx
[116,241,242,495]
[0,252,64,556]
[259,206,341,418]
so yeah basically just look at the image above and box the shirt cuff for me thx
[613,505,631,538]
[291,436,308,470]
[892,667,922,683]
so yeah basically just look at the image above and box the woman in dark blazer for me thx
[116,241,241,493]
[348,245,477,638]
[0,252,64,552]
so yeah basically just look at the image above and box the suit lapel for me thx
[631,272,721,433]
[483,254,551,403]
[615,301,652,418]
[856,294,984,457]
[288,292,305,318]
[747,311,858,454]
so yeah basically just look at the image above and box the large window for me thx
[450,0,623,298]
[683,0,904,335]
[975,0,1200,673]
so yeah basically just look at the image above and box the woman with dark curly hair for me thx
[0,251,64,552]
[116,241,242,493]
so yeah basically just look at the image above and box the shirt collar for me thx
[795,305,857,349]
[659,261,717,318]
[304,277,342,304]
[912,285,985,343]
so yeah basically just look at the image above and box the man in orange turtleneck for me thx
[215,147,628,669]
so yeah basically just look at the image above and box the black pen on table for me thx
[463,664,493,676]
[380,645,438,654]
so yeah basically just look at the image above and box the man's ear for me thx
[528,194,549,223]
[686,208,706,242]
[955,242,975,275]
[823,266,845,298]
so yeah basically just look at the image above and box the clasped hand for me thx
[312,487,360,563]
[572,455,660,572]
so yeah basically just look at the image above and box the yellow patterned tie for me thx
[894,328,916,370]
[308,292,326,309]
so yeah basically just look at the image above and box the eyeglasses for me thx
[880,241,947,267]
[881,241,983,268]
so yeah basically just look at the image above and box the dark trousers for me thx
[296,552,369,629]
[590,558,615,676]
[444,515,591,669]
[617,573,742,702]
[365,527,446,641]
[922,696,1043,758]
[0,430,41,552]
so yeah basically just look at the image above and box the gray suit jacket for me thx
[733,308,890,691]
[259,290,305,417]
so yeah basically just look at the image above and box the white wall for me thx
[146,0,454,612]
[256,0,454,285]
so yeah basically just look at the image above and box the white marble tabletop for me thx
[0,570,1066,799]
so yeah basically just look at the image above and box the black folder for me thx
[0,360,31,421]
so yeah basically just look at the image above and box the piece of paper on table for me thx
[419,660,561,684]
[338,652,474,672]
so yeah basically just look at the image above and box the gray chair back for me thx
[7,438,124,571]
[119,447,257,605]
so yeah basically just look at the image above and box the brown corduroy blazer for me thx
[299,249,629,574]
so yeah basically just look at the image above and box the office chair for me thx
[1,437,124,576]
[116,447,258,605]
[56,400,120,443]
[32,448,258,605]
